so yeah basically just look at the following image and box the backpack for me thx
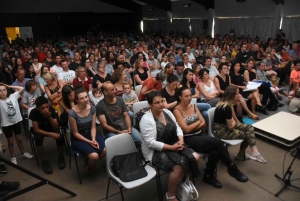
[134,107,150,131]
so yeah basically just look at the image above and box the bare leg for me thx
[238,94,258,118]
[6,137,15,158]
[14,134,25,154]
[250,145,259,153]
[167,165,185,201]
[235,101,243,117]
[36,146,47,161]
[86,152,99,173]
[251,90,263,106]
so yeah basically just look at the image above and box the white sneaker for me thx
[21,152,33,159]
[250,152,267,163]
[11,157,17,164]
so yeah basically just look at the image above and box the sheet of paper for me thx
[243,81,262,92]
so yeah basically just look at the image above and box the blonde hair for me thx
[43,72,56,81]
[216,86,237,110]
[75,66,86,77]
[123,82,132,89]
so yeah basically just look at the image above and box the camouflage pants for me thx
[213,123,256,150]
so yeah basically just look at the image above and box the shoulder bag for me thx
[176,175,199,201]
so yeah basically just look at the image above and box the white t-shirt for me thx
[58,70,76,82]
[51,65,63,74]
[188,53,195,62]
[0,92,23,127]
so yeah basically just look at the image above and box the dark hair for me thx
[147,91,162,104]
[74,84,86,101]
[111,68,124,83]
[62,85,74,109]
[63,52,70,57]
[35,96,49,108]
[25,80,37,92]
[181,68,196,88]
[204,56,212,63]
[40,65,48,76]
[257,61,264,67]
[60,59,66,64]
[32,54,39,60]
[167,74,179,83]
[155,72,166,81]
[230,61,242,74]
[218,62,228,72]
[178,86,190,98]
[294,59,300,66]
[176,61,184,67]
[199,68,209,79]
[0,83,11,97]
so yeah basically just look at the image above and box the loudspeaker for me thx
[203,20,208,29]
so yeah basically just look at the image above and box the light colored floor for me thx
[0,95,299,201]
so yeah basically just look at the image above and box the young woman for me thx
[44,72,63,117]
[133,58,150,86]
[43,51,55,67]
[92,63,112,89]
[174,87,248,188]
[32,54,42,75]
[60,85,75,114]
[162,63,175,88]
[112,68,126,97]
[214,86,267,163]
[161,75,179,111]
[215,63,258,119]
[192,63,201,85]
[68,86,106,174]
[73,67,92,92]
[198,68,220,107]
[139,91,200,201]
[220,44,230,62]
[229,62,267,115]
[38,66,49,94]
[0,84,33,164]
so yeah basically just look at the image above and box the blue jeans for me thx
[105,127,142,144]
[196,103,211,125]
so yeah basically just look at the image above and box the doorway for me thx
[5,27,20,43]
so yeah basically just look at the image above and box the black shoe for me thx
[277,102,284,107]
[0,181,20,191]
[258,106,269,115]
[0,190,9,197]
[58,155,66,170]
[0,164,7,174]
[42,161,53,174]
[227,164,248,183]
[203,172,222,188]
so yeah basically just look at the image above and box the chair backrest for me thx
[135,85,142,97]
[28,107,35,128]
[105,134,137,177]
[207,107,216,137]
[150,69,161,78]
[191,98,197,104]
[133,101,150,126]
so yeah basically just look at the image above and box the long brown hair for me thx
[216,86,237,109]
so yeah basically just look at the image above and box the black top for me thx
[69,61,82,71]
[29,107,58,132]
[235,51,249,64]
[134,68,149,85]
[230,72,246,93]
[92,73,112,89]
[214,105,232,124]
[161,88,178,110]
[215,74,229,97]
[245,69,256,81]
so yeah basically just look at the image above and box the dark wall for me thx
[0,12,141,38]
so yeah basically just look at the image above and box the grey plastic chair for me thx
[105,134,159,201]
[207,107,243,148]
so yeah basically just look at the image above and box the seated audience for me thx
[69,86,106,174]
[38,66,49,94]
[214,86,267,163]
[96,82,142,144]
[29,96,66,174]
[133,58,150,86]
[44,72,63,117]
[122,82,138,117]
[139,91,200,201]
[192,63,201,85]
[138,72,165,101]
[59,85,75,114]
[73,66,92,92]
[161,75,180,111]
[198,68,220,107]
[92,62,112,89]
[162,63,175,88]
[21,80,41,116]
[58,60,76,87]
[112,68,126,97]
[290,59,300,84]
[201,57,219,80]
[174,87,248,188]
[173,62,184,83]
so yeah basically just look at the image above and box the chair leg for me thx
[105,178,111,199]
[30,136,39,166]
[119,185,124,201]
[156,173,163,201]
[157,170,163,201]
[74,156,82,184]
[69,153,72,169]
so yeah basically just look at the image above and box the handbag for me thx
[111,152,148,182]
[176,176,199,201]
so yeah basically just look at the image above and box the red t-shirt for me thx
[290,70,300,84]
[38,53,47,63]
[73,76,92,92]
[138,78,162,101]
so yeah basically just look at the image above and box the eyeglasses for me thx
[79,70,86,72]
[0,89,7,93]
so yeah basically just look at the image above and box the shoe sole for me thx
[249,156,267,163]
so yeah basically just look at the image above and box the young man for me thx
[174,62,185,82]
[96,82,141,145]
[29,96,66,174]
[68,51,82,71]
[51,55,63,74]
[58,60,75,87]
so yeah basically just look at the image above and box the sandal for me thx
[248,114,259,120]
[166,193,176,200]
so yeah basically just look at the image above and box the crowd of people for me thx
[0,29,300,200]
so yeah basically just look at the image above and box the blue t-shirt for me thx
[11,78,31,95]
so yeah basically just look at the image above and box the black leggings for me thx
[258,84,278,106]
[33,131,65,146]
[184,135,232,171]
